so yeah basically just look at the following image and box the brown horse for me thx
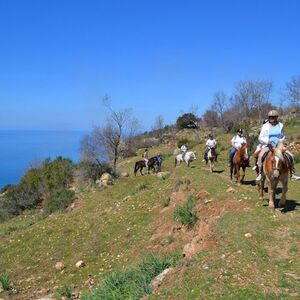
[230,143,250,183]
[257,142,289,209]
[134,156,162,176]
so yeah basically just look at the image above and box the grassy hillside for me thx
[0,127,300,299]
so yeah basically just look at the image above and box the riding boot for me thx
[256,166,263,182]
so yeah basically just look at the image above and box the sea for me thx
[0,130,87,189]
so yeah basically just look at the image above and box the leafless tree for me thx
[203,110,219,128]
[211,90,227,129]
[151,115,165,142]
[284,75,300,111]
[100,95,140,174]
[233,80,273,119]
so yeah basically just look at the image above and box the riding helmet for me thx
[268,110,279,117]
[237,128,243,134]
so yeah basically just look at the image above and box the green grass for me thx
[0,273,12,291]
[81,254,180,300]
[0,126,300,299]
[173,195,198,227]
[162,197,171,207]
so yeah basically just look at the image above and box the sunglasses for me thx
[268,116,277,119]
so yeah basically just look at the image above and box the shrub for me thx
[76,161,112,184]
[294,153,300,164]
[57,284,73,299]
[43,188,75,216]
[173,195,198,227]
[177,138,198,149]
[176,113,198,129]
[41,156,74,192]
[162,197,171,207]
[0,273,12,291]
[81,254,179,300]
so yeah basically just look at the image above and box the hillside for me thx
[0,126,300,299]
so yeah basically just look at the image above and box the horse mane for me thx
[274,141,285,161]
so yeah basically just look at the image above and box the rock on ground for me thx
[151,268,174,290]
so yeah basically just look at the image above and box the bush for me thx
[0,273,12,291]
[43,188,75,216]
[57,284,73,299]
[294,153,300,164]
[177,138,198,149]
[173,195,198,227]
[81,254,179,300]
[76,161,112,184]
[162,197,171,207]
[176,113,198,129]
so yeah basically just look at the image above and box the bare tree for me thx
[203,110,219,128]
[211,90,227,129]
[100,95,140,174]
[233,80,273,119]
[284,75,300,111]
[151,115,164,142]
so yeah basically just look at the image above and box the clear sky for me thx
[0,0,300,131]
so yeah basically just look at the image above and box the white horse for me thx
[175,151,197,167]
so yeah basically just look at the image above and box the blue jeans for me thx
[229,147,237,163]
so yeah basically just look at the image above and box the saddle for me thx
[261,149,293,167]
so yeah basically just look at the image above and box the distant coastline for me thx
[0,130,87,188]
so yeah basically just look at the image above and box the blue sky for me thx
[0,0,299,131]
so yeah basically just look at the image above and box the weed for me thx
[162,197,171,207]
[57,284,73,299]
[82,254,175,300]
[163,235,175,245]
[294,153,300,164]
[0,273,12,291]
[131,183,147,195]
[173,195,198,227]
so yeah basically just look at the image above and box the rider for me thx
[228,128,247,167]
[143,148,149,166]
[180,143,189,160]
[203,134,217,162]
[255,110,300,181]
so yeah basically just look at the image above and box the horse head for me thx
[269,142,287,179]
[241,143,249,160]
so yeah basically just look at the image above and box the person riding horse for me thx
[143,148,149,166]
[254,110,300,181]
[228,129,248,167]
[180,143,189,160]
[203,134,217,162]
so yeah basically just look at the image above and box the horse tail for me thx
[134,162,139,176]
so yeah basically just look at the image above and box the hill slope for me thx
[0,129,300,299]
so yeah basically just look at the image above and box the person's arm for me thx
[258,124,269,145]
[279,125,286,142]
[231,137,235,148]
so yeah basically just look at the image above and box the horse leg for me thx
[279,176,288,208]
[258,177,264,200]
[268,181,275,209]
[209,160,213,173]
[140,167,144,176]
[236,166,240,183]
[241,166,246,183]
[230,164,233,180]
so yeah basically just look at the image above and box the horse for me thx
[205,147,217,173]
[134,156,162,176]
[230,143,250,183]
[175,151,197,167]
[257,142,289,209]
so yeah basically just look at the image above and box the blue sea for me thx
[0,130,86,189]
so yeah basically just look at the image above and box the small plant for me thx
[173,195,198,227]
[0,273,12,291]
[162,197,171,207]
[163,235,175,245]
[43,188,75,216]
[57,284,73,299]
[131,183,147,195]
[294,153,300,164]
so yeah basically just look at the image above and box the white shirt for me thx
[180,145,188,152]
[231,135,246,149]
[206,139,217,148]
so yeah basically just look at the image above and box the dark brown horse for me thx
[230,143,250,183]
[257,142,289,209]
[134,156,162,176]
